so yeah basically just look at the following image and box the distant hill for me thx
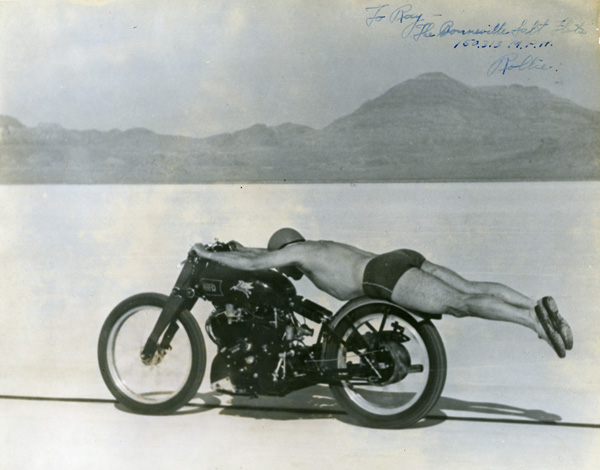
[315,72,599,180]
[1,72,598,183]
[0,115,25,129]
[205,123,316,149]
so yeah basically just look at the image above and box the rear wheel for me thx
[98,293,206,414]
[324,304,446,428]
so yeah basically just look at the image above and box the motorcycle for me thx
[97,241,447,428]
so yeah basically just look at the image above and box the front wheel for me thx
[324,304,446,428]
[98,293,206,414]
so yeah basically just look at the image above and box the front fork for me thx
[140,295,186,363]
[141,256,201,363]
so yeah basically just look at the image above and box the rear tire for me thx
[325,304,446,428]
[98,293,206,414]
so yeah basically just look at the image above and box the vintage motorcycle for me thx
[97,241,447,428]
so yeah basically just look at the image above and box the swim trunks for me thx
[362,249,426,300]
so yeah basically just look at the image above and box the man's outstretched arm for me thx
[192,243,299,271]
[226,240,266,255]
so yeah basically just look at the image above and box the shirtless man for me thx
[193,228,573,358]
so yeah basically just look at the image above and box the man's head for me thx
[267,227,305,251]
[267,228,305,280]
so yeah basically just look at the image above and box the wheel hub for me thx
[376,340,411,385]
[141,346,168,366]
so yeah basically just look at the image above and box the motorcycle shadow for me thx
[173,387,562,429]
[426,396,563,424]
[181,385,344,421]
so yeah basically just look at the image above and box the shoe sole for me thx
[535,301,566,359]
[542,296,573,350]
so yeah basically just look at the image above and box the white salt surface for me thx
[1,182,598,469]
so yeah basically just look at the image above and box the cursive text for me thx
[487,53,554,76]
[365,4,588,41]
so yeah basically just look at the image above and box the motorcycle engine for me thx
[206,303,313,396]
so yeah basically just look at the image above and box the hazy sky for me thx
[0,0,597,137]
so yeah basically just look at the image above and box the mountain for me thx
[1,73,598,183]
[205,123,316,149]
[316,72,598,179]
[0,115,25,129]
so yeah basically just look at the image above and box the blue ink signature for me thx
[487,53,554,76]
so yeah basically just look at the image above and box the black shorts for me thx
[362,249,426,300]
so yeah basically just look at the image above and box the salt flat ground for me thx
[0,182,598,469]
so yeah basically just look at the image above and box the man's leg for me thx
[389,267,557,349]
[420,261,536,309]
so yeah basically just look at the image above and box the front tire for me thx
[98,293,206,414]
[324,304,446,428]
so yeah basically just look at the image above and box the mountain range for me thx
[1,72,598,183]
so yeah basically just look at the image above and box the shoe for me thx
[542,296,573,350]
[535,301,566,359]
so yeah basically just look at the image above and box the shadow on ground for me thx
[430,396,562,422]
[3,391,587,429]
[143,385,565,429]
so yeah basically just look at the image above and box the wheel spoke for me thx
[378,307,390,334]
[364,320,378,333]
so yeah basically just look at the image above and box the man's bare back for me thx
[290,240,375,300]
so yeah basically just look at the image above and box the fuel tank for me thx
[196,260,297,307]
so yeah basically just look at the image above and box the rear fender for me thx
[329,296,440,329]
[320,296,441,349]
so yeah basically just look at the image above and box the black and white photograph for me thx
[1,0,598,468]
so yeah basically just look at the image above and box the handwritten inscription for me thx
[365,4,585,76]
[365,4,588,41]
[487,54,554,76]
[454,39,553,50]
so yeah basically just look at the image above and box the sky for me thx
[0,0,597,137]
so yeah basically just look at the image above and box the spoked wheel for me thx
[324,303,446,428]
[98,293,206,414]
